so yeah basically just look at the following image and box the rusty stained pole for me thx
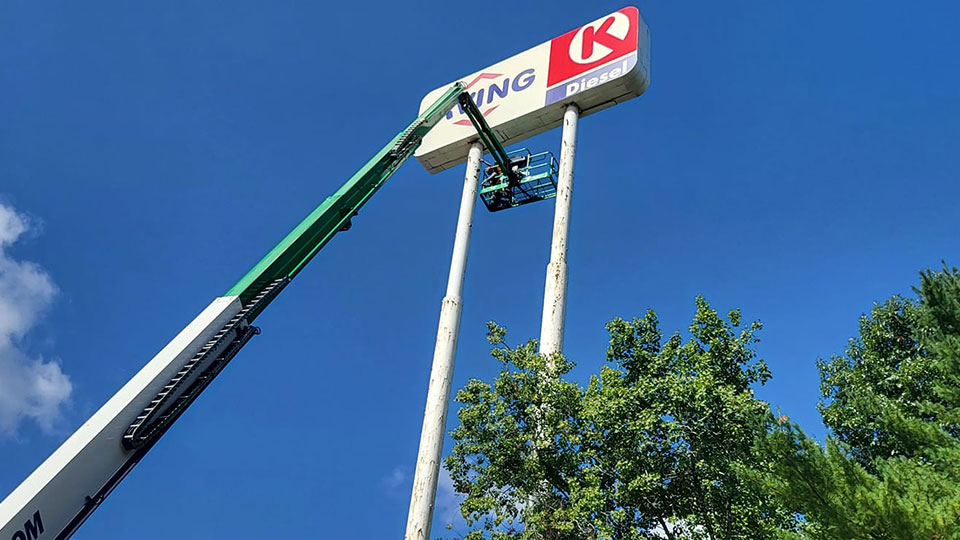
[539,103,579,359]
[405,141,483,540]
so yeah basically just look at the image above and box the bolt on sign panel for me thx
[415,6,650,174]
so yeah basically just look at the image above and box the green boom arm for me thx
[0,84,517,540]
[225,83,509,320]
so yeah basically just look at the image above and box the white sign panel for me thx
[415,6,650,173]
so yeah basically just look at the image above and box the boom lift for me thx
[0,83,555,540]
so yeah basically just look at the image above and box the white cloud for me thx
[382,465,409,490]
[0,202,71,436]
[434,466,466,528]
[381,464,466,534]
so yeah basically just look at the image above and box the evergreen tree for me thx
[760,264,960,539]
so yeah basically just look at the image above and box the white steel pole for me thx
[539,104,580,358]
[405,141,484,540]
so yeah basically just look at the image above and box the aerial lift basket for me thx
[479,149,559,212]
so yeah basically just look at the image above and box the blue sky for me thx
[1,1,958,538]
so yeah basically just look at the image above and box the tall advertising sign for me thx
[415,6,650,173]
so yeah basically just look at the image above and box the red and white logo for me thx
[547,6,639,87]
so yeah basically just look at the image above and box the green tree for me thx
[445,298,795,539]
[445,322,588,540]
[917,264,960,436]
[758,424,960,540]
[759,264,960,539]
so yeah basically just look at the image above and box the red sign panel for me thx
[547,6,640,87]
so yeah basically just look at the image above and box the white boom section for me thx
[0,296,241,540]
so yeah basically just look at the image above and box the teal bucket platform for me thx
[479,149,559,212]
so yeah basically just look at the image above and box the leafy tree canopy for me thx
[445,298,795,539]
[444,264,960,539]
[761,264,960,540]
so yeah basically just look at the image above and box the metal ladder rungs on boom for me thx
[122,277,288,451]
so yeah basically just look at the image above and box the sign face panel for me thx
[415,6,650,174]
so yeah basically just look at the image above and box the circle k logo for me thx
[568,11,631,65]
[546,6,639,88]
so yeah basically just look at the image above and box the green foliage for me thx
[588,299,794,539]
[445,321,588,540]
[758,424,960,540]
[445,298,796,539]
[817,295,932,464]
[917,264,960,433]
[444,264,960,539]
[758,263,960,539]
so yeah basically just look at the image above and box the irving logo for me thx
[445,69,537,126]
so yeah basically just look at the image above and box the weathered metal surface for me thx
[539,105,579,358]
[405,142,484,540]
